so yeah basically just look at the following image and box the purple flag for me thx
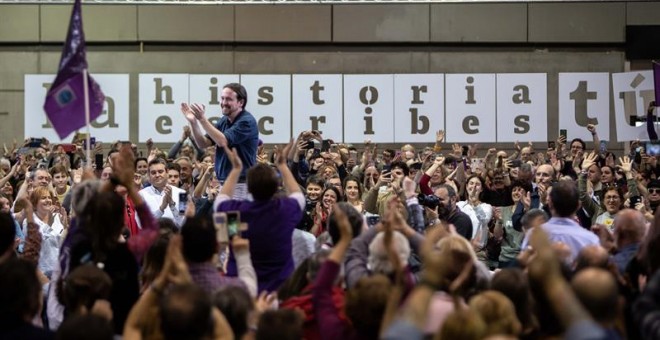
[654,61,660,107]
[43,0,104,140]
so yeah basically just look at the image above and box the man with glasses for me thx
[380,149,395,171]
[647,180,660,214]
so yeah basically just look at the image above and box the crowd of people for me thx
[2,83,660,340]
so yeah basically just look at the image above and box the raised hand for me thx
[469,144,478,158]
[160,236,192,286]
[538,184,548,205]
[581,152,598,171]
[295,139,307,155]
[402,177,417,199]
[452,143,462,157]
[223,145,243,171]
[550,152,562,173]
[618,156,633,174]
[112,145,136,188]
[190,103,207,121]
[180,103,196,123]
[587,124,596,134]
[557,134,567,145]
[521,191,531,211]
[334,204,353,241]
[378,171,393,187]
[161,185,173,209]
[276,139,294,165]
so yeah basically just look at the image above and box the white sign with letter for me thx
[393,74,444,143]
[558,73,610,142]
[24,74,130,143]
[240,75,292,144]
[292,74,343,142]
[138,74,189,143]
[445,74,496,143]
[612,70,655,141]
[343,74,394,143]
[496,73,547,142]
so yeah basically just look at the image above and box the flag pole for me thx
[83,68,91,167]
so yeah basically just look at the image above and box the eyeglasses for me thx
[649,188,660,194]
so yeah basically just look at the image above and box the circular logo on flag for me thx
[58,89,73,104]
[55,85,77,108]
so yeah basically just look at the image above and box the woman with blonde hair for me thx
[422,234,480,335]
[468,290,522,337]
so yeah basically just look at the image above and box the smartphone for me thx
[647,142,660,156]
[226,211,241,238]
[630,196,641,207]
[82,137,96,150]
[178,192,188,214]
[366,215,381,227]
[599,140,607,154]
[17,147,33,155]
[511,159,522,168]
[213,212,229,244]
[321,140,332,152]
[305,140,315,150]
[381,165,391,173]
[28,138,43,148]
[462,145,469,157]
[61,143,76,153]
[548,141,556,150]
[95,154,103,168]
[559,129,567,140]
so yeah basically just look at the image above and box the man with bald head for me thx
[612,209,646,274]
[571,268,620,335]
[532,164,555,211]
[511,164,555,231]
[574,245,610,272]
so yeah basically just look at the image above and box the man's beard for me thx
[437,202,450,218]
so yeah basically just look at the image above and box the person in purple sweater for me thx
[215,142,304,293]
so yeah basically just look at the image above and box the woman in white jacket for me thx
[456,175,493,264]
[23,186,68,279]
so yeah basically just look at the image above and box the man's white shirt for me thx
[139,185,186,227]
